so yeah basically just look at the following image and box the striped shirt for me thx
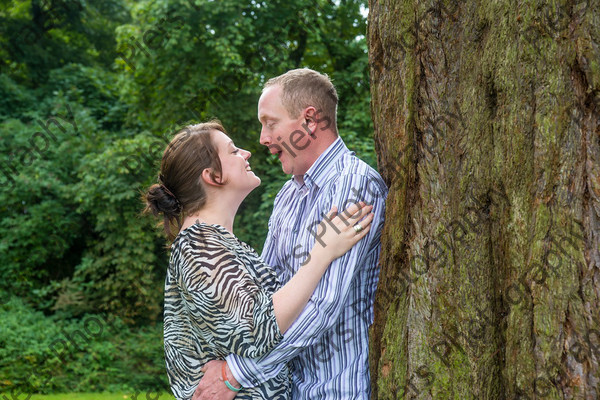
[226,137,388,399]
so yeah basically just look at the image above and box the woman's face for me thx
[211,129,261,194]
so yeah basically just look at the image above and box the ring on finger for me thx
[353,223,363,233]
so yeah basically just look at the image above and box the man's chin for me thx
[280,163,292,175]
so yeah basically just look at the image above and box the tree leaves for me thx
[1,0,373,323]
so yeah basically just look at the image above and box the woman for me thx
[144,121,373,399]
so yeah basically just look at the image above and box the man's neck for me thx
[293,133,339,184]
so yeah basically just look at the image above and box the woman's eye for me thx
[232,149,240,154]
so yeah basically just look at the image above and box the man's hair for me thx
[264,68,338,134]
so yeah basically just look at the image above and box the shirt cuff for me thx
[226,354,258,388]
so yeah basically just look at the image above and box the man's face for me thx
[258,85,313,176]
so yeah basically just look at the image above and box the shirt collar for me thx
[292,136,349,190]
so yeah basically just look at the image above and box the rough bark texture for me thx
[368,0,600,398]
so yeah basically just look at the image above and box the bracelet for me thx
[221,362,241,393]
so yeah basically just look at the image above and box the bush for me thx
[0,296,168,394]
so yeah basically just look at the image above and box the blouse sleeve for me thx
[177,229,283,359]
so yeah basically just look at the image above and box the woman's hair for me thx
[143,121,226,241]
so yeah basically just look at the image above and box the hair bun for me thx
[159,184,181,208]
[145,183,182,218]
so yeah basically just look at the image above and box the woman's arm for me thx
[272,201,374,333]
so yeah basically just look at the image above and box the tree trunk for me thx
[367,0,600,399]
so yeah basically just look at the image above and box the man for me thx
[193,68,388,399]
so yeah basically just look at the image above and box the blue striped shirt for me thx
[226,137,388,399]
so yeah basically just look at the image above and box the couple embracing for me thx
[144,68,388,399]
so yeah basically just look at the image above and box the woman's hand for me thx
[312,201,374,262]
[272,201,374,333]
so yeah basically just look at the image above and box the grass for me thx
[3,393,176,400]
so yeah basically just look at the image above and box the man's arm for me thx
[192,361,237,400]
[227,172,387,387]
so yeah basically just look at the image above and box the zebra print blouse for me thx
[164,222,291,399]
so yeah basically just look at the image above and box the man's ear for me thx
[303,106,318,137]
[200,168,223,187]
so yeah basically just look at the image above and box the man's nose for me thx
[259,127,271,146]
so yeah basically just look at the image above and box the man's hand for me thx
[192,360,239,400]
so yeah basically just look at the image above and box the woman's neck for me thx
[181,198,239,234]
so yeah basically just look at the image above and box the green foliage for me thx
[0,296,168,394]
[67,131,167,322]
[0,0,374,393]
[27,394,174,400]
[111,0,374,249]
[0,0,129,85]
[0,74,36,119]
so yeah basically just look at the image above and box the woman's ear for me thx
[200,168,222,187]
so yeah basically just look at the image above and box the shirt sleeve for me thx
[226,172,388,387]
[178,229,283,360]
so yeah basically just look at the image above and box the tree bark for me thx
[367,0,600,398]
